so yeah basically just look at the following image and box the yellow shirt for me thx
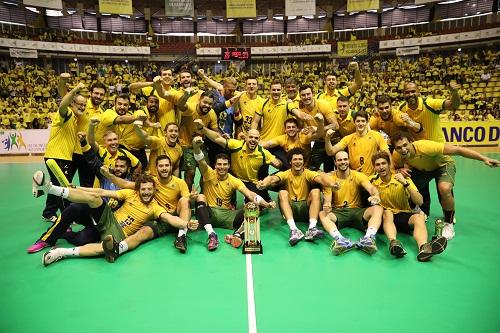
[255,98,291,141]
[75,99,105,154]
[94,108,119,146]
[336,111,356,138]
[97,145,140,169]
[370,175,418,213]
[399,97,446,143]
[153,176,189,214]
[269,133,313,157]
[337,130,389,176]
[316,87,351,110]
[44,108,78,161]
[147,137,183,176]
[202,168,245,209]
[369,110,407,140]
[299,99,336,141]
[114,189,166,237]
[275,168,320,202]
[323,170,369,209]
[392,140,453,172]
[178,102,217,148]
[227,138,275,183]
[141,86,182,127]
[236,93,265,133]
[115,109,147,150]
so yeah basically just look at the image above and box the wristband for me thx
[254,195,264,205]
[194,151,205,162]
[133,120,143,126]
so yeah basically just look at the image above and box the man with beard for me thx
[196,120,282,203]
[98,155,193,255]
[369,95,421,148]
[32,172,197,266]
[316,62,363,110]
[191,137,275,251]
[297,84,339,172]
[257,148,340,246]
[391,131,499,240]
[319,151,383,256]
[41,83,86,222]
[134,121,183,177]
[333,96,356,142]
[261,117,324,169]
[326,110,389,176]
[370,151,448,261]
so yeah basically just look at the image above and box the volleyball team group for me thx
[26,61,499,266]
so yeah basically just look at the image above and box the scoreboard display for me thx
[221,47,251,60]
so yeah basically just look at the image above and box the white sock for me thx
[177,228,187,237]
[365,227,377,238]
[308,219,318,229]
[286,219,297,230]
[60,247,79,257]
[329,229,343,240]
[47,184,69,198]
[118,241,128,255]
[204,224,214,235]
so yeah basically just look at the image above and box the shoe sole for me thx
[289,235,304,246]
[333,246,354,256]
[418,237,448,262]
[175,245,187,254]
[357,244,378,255]
[390,244,407,258]
[225,235,243,248]
[208,244,219,251]
[305,232,325,242]
[102,235,117,263]
[42,248,61,267]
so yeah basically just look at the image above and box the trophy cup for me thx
[242,202,263,254]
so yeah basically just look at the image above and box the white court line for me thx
[246,254,258,333]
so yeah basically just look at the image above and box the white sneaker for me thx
[42,248,64,267]
[32,170,46,198]
[289,229,305,246]
[442,222,455,240]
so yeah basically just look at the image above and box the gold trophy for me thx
[242,202,263,254]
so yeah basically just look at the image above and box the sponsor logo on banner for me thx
[23,0,62,10]
[347,0,379,12]
[337,40,368,57]
[396,46,420,56]
[285,0,316,16]
[0,130,49,155]
[165,0,194,17]
[226,0,256,18]
[441,121,500,146]
[9,48,38,59]
[99,0,133,15]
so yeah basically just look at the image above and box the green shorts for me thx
[144,219,177,238]
[279,200,309,222]
[331,207,367,231]
[209,207,241,229]
[413,161,456,187]
[181,146,208,172]
[96,205,127,242]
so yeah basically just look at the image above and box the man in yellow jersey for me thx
[333,96,356,142]
[251,81,313,170]
[197,120,282,202]
[316,62,363,108]
[391,131,499,240]
[319,151,383,255]
[134,121,183,177]
[232,77,266,136]
[370,95,421,148]
[326,110,389,176]
[284,77,300,103]
[42,83,86,222]
[297,84,339,171]
[32,172,196,266]
[191,137,275,251]
[88,118,141,178]
[261,117,324,169]
[398,81,461,143]
[257,148,340,246]
[370,151,447,261]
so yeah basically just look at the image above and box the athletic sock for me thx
[204,224,215,235]
[47,184,69,198]
[308,219,318,229]
[118,241,128,255]
[365,227,377,238]
[177,228,187,237]
[329,229,343,240]
[286,219,298,230]
[444,210,455,224]
[60,247,79,258]
[195,201,210,227]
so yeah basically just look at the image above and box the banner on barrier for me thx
[226,0,256,18]
[0,129,50,155]
[337,40,368,57]
[396,46,420,56]
[10,48,38,58]
[23,0,62,10]
[285,0,316,16]
[165,0,194,17]
[98,0,133,15]
[347,0,379,12]
[441,121,500,146]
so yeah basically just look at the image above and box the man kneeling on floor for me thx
[32,171,197,266]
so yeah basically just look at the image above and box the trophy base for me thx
[242,241,263,254]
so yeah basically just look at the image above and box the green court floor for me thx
[0,155,499,333]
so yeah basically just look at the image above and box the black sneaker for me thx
[417,236,447,262]
[389,239,407,258]
[174,234,187,254]
[103,235,119,263]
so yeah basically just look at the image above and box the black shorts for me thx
[393,212,416,235]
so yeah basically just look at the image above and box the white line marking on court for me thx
[246,254,257,333]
